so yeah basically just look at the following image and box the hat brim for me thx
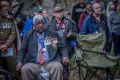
[54,9,64,13]
[12,4,20,9]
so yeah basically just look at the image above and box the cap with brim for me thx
[0,1,9,8]
[33,6,43,12]
[53,6,64,12]
[12,3,20,9]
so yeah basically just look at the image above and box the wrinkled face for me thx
[93,3,102,15]
[1,5,9,14]
[54,10,64,19]
[79,0,85,3]
[34,19,46,33]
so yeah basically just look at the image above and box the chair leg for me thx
[111,59,120,80]
[84,67,103,80]
[87,69,98,80]
[78,64,85,80]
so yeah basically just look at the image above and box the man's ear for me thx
[33,24,35,29]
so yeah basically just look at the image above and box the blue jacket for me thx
[81,15,108,35]
[81,14,112,53]
[81,15,106,34]
[22,16,33,38]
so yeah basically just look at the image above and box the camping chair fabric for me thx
[77,32,106,53]
[77,31,116,67]
[75,31,120,80]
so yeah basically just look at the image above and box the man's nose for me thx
[39,24,43,26]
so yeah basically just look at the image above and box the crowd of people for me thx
[0,0,120,80]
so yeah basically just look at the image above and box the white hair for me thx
[33,15,44,24]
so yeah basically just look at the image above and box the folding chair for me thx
[75,48,120,80]
[76,32,120,80]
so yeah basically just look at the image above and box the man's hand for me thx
[67,30,72,38]
[63,57,69,65]
[15,18,21,23]
[16,62,23,71]
[0,45,7,52]
[67,30,75,40]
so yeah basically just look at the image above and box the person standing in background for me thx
[10,1,27,35]
[96,0,105,14]
[108,3,120,57]
[81,3,111,54]
[72,0,86,32]
[78,3,92,32]
[0,0,16,75]
[48,6,77,80]
[106,0,118,17]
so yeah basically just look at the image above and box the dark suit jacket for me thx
[17,29,68,64]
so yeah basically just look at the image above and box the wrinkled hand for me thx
[63,57,69,65]
[67,30,72,38]
[15,18,21,23]
[16,62,23,71]
[0,45,7,52]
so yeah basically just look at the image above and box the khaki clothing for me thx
[21,62,63,80]
[0,16,16,75]
[0,16,16,47]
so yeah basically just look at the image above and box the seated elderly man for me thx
[16,15,69,80]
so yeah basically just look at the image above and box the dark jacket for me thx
[17,29,68,64]
[9,12,27,33]
[48,17,77,52]
[72,3,86,25]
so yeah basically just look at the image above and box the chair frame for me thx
[75,46,120,80]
